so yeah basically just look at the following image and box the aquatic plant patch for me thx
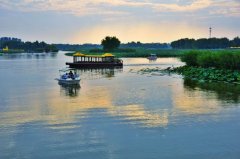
[172,66,240,83]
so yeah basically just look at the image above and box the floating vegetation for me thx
[172,66,240,84]
[134,65,240,84]
[133,67,173,76]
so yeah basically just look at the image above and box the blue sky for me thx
[0,0,239,44]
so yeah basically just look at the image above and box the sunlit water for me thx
[0,52,240,159]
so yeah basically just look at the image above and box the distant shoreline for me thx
[0,50,25,54]
[64,48,186,58]
[64,48,240,58]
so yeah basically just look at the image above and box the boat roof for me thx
[73,52,115,57]
[73,52,86,56]
[102,53,114,57]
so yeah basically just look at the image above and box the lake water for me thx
[0,52,240,159]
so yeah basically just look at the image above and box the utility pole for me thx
[209,27,212,38]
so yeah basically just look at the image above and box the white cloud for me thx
[0,0,239,17]
[153,0,212,12]
[210,0,240,17]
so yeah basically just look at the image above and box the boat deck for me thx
[66,62,123,68]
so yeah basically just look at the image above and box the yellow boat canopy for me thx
[73,52,86,56]
[102,53,114,57]
[73,52,115,58]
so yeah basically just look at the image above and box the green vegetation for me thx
[171,37,240,49]
[171,49,240,84]
[65,48,186,57]
[55,42,169,51]
[181,50,240,70]
[172,66,240,83]
[130,49,240,84]
[0,39,58,53]
[89,48,136,53]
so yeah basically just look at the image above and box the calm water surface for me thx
[0,52,240,159]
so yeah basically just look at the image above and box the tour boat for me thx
[55,68,80,84]
[66,53,123,68]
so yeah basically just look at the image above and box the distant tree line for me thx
[55,41,170,51]
[0,38,58,52]
[171,37,240,49]
[121,41,170,49]
[55,44,102,51]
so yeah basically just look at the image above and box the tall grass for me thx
[181,50,240,70]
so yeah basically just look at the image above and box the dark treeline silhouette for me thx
[55,44,102,51]
[121,41,170,49]
[0,37,58,52]
[55,42,170,51]
[171,37,240,49]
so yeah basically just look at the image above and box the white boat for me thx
[147,54,157,60]
[55,68,80,84]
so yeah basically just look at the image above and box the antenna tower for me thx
[209,27,212,38]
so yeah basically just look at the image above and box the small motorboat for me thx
[55,68,80,84]
[147,54,157,60]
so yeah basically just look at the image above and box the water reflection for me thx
[76,68,123,80]
[109,105,168,127]
[59,83,81,97]
[1,55,240,159]
[0,52,58,60]
[0,84,169,129]
[184,78,240,103]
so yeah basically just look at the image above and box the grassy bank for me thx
[181,49,240,70]
[65,48,187,57]
[172,49,240,83]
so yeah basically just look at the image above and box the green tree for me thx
[231,37,240,47]
[101,36,120,51]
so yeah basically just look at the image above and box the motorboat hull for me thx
[66,62,123,68]
[56,79,80,85]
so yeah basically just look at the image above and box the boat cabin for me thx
[66,52,123,68]
[73,53,115,63]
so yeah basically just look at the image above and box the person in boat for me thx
[69,71,74,79]
[74,71,78,78]
[62,73,68,79]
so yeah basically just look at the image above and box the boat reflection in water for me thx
[59,83,81,97]
[147,54,157,61]
[58,68,122,97]
[75,67,123,80]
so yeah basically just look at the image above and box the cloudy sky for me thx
[0,0,239,44]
